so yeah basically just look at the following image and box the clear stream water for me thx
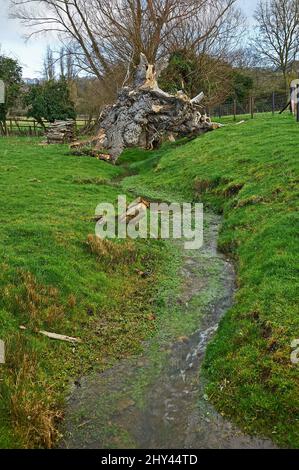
[60,213,275,449]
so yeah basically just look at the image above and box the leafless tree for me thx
[59,46,77,80]
[167,0,244,57]
[10,0,242,79]
[43,45,56,80]
[10,0,110,79]
[253,0,299,92]
[157,2,245,105]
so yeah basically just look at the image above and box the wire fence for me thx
[0,92,292,137]
[209,92,288,120]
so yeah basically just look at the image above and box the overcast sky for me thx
[0,0,259,78]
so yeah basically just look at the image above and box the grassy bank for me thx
[0,137,173,447]
[1,112,298,448]
[121,114,299,447]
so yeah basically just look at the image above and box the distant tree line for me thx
[1,0,299,128]
[0,55,22,132]
[0,51,76,131]
[10,0,247,107]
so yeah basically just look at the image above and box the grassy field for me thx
[0,138,174,447]
[121,113,299,447]
[0,113,298,448]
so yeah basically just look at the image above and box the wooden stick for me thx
[39,330,82,343]
[279,101,291,114]
[19,325,82,343]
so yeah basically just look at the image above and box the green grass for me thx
[1,112,298,448]
[212,111,281,124]
[121,113,299,447]
[0,137,172,448]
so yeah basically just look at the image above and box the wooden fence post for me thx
[272,92,275,115]
[233,99,237,121]
[250,96,254,119]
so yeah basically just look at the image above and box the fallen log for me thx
[47,119,76,144]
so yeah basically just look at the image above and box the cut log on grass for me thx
[70,54,216,163]
[92,197,150,227]
[119,197,149,224]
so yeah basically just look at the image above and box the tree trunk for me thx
[71,54,216,163]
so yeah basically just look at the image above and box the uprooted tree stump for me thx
[71,54,218,163]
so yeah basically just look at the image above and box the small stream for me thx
[61,213,275,449]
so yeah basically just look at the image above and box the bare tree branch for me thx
[252,0,299,93]
[10,0,243,80]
